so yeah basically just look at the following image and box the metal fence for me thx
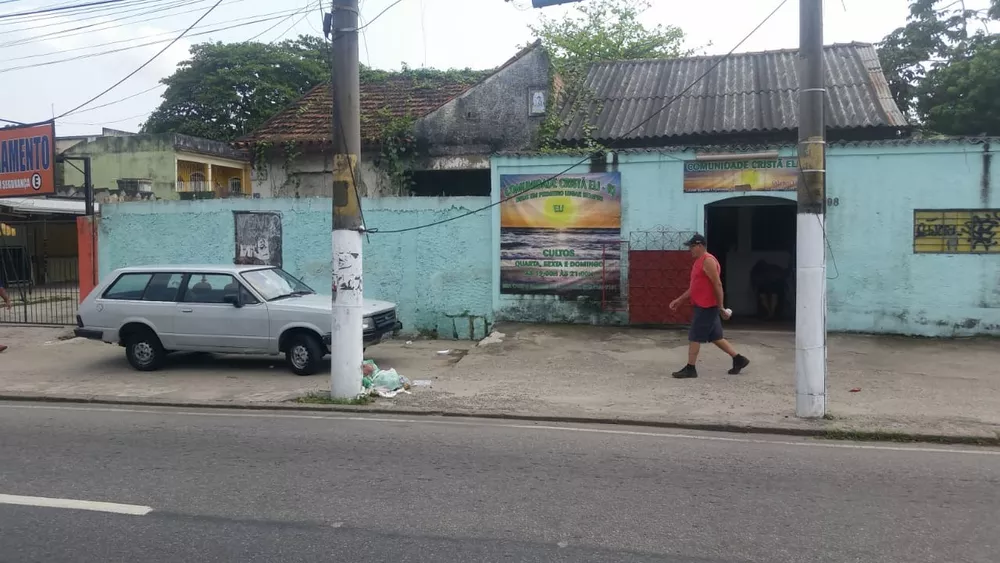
[0,219,80,326]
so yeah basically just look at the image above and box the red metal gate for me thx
[628,229,696,325]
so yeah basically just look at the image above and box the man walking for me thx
[669,233,749,379]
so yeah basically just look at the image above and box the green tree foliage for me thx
[878,0,1000,134]
[142,36,331,142]
[529,0,688,71]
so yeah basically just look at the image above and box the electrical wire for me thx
[367,0,790,235]
[56,0,226,119]
[0,10,308,74]
[355,0,406,32]
[0,0,125,21]
[0,0,215,48]
[4,6,308,63]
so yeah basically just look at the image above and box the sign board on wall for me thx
[234,211,283,267]
[683,158,798,192]
[913,209,1000,253]
[499,172,622,297]
[0,122,56,197]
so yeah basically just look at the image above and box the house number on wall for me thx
[826,197,840,207]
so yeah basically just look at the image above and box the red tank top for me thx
[690,253,719,308]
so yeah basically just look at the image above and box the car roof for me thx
[111,264,277,275]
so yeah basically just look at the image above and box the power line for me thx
[0,10,308,74]
[356,0,406,32]
[55,0,226,120]
[4,6,306,63]
[368,0,790,235]
[0,0,213,48]
[0,0,125,21]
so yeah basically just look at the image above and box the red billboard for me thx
[0,122,56,197]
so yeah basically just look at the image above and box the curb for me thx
[1,393,997,447]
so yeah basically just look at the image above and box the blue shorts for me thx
[689,306,723,343]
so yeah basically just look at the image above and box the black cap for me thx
[684,233,707,247]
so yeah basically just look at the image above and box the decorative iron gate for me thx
[0,218,80,325]
[628,228,697,325]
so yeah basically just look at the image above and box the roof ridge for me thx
[588,42,875,67]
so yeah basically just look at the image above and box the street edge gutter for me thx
[1,392,997,447]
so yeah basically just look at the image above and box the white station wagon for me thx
[74,264,402,375]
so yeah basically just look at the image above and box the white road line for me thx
[2,402,999,457]
[0,493,153,516]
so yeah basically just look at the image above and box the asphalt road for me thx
[0,403,997,563]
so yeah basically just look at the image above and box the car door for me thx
[94,272,176,345]
[172,273,270,352]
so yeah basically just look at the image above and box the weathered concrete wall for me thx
[98,197,494,340]
[415,47,550,157]
[62,136,176,200]
[253,149,396,198]
[493,139,1000,337]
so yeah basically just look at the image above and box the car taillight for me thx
[76,315,84,328]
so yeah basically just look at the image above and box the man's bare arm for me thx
[0,287,10,308]
[703,257,724,310]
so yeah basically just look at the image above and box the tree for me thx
[877,0,1000,134]
[528,0,688,71]
[142,36,331,142]
[528,0,689,149]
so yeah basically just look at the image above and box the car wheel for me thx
[286,333,324,376]
[125,329,165,372]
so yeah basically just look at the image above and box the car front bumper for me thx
[322,321,403,348]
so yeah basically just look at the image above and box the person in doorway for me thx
[0,280,10,353]
[669,233,750,378]
[750,259,787,320]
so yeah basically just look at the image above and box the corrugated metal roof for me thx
[556,43,909,144]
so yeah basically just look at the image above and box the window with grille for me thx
[189,172,206,192]
[229,177,243,195]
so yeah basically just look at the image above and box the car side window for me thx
[182,274,238,304]
[103,273,153,300]
[142,273,185,302]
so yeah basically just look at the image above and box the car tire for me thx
[124,329,165,372]
[286,333,324,376]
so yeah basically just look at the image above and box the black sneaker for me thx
[728,355,750,375]
[672,364,698,379]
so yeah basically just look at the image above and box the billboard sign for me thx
[0,121,56,197]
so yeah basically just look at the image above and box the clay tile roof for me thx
[239,75,477,146]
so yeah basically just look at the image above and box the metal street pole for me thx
[795,0,827,418]
[330,0,364,398]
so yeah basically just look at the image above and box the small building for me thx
[60,133,253,202]
[238,41,552,198]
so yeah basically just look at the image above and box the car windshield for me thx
[241,268,316,301]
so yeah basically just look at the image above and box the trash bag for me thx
[370,368,403,391]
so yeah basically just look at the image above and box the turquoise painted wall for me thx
[98,197,494,340]
[493,140,1000,337]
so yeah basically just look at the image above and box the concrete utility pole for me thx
[330,0,364,398]
[795,0,827,418]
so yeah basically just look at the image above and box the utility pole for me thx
[795,0,827,418]
[330,0,364,398]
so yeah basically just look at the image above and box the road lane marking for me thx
[0,493,153,515]
[2,402,999,457]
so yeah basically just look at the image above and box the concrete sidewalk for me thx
[1,323,998,441]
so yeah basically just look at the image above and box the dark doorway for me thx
[704,197,796,326]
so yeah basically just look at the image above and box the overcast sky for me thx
[0,0,986,136]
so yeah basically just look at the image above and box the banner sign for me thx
[0,122,56,197]
[683,158,798,192]
[499,172,622,297]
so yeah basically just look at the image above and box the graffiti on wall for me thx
[683,158,798,192]
[233,211,283,267]
[913,209,1000,253]
[499,172,622,298]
